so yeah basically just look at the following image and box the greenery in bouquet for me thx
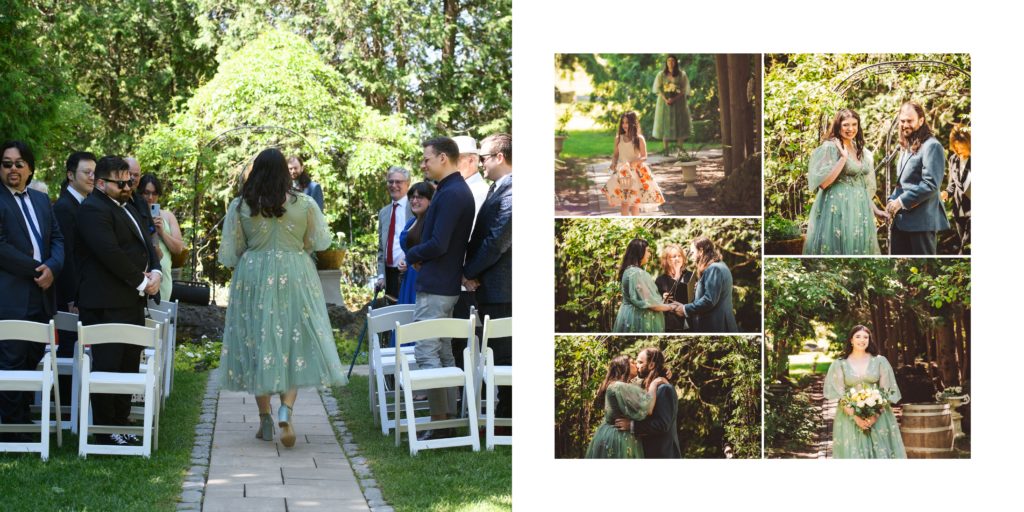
[839,385,890,432]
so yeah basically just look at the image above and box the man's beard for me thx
[900,123,932,153]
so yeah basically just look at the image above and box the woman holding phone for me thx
[139,173,184,300]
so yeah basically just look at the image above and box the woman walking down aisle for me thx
[218,148,347,448]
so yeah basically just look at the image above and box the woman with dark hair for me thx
[584,355,669,458]
[601,111,665,216]
[652,54,692,155]
[681,236,738,332]
[396,181,435,304]
[138,173,184,300]
[655,243,692,332]
[823,325,906,458]
[804,108,889,255]
[942,123,971,253]
[219,148,346,448]
[287,155,324,211]
[612,238,683,332]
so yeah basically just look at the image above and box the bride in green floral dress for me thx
[824,325,907,458]
[585,355,670,458]
[612,239,684,332]
[804,109,889,255]
[219,148,347,448]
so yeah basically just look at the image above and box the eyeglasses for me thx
[386,179,408,185]
[478,153,498,161]
[409,195,428,201]
[1,160,28,170]
[100,178,134,189]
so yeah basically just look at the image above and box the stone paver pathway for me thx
[201,386,370,512]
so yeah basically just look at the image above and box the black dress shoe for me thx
[416,428,454,441]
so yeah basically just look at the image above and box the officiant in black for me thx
[655,243,692,333]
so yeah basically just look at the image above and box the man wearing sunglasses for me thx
[0,140,65,441]
[76,155,162,445]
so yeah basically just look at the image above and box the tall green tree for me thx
[191,0,511,136]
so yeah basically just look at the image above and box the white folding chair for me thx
[394,315,480,455]
[33,312,80,434]
[144,308,172,407]
[366,304,421,434]
[148,299,178,397]
[77,321,160,458]
[478,315,512,449]
[0,319,61,460]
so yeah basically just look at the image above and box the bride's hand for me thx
[874,207,890,221]
[844,406,855,417]
[832,139,848,159]
[649,377,669,391]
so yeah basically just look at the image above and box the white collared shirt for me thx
[6,185,42,261]
[388,196,407,267]
[67,185,87,204]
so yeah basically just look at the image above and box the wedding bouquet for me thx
[662,82,679,95]
[839,386,890,433]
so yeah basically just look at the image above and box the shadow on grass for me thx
[332,375,511,512]
[0,369,208,511]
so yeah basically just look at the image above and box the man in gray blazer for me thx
[376,166,412,300]
[885,101,950,255]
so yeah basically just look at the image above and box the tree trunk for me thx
[727,54,750,174]
[951,307,966,384]
[752,54,762,152]
[442,0,459,61]
[715,55,732,174]
[962,307,971,382]
[934,316,958,387]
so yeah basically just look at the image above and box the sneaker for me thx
[109,434,129,445]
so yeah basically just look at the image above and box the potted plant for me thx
[678,144,704,197]
[764,215,804,255]
[554,105,573,156]
[315,231,348,270]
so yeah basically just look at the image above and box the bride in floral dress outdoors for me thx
[602,111,666,216]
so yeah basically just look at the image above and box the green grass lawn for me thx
[332,375,511,512]
[0,368,207,511]
[560,129,717,159]
[788,351,834,379]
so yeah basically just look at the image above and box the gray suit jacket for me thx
[888,137,951,232]
[376,198,414,277]
[683,261,738,333]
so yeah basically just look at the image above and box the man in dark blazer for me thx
[76,155,162,444]
[463,133,512,422]
[0,140,64,434]
[885,101,951,255]
[53,152,95,357]
[616,347,681,458]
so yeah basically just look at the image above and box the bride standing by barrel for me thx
[823,325,906,458]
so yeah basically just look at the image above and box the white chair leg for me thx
[403,378,419,455]
[40,374,51,461]
[78,368,91,458]
[143,378,154,458]
[393,372,402,447]
[464,374,481,452]
[486,374,496,450]
[71,358,81,435]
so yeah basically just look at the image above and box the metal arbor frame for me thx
[822,60,969,253]
[186,125,320,286]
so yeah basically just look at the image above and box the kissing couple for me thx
[584,347,682,458]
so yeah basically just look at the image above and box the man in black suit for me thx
[0,140,64,435]
[53,152,95,353]
[615,347,681,458]
[463,133,512,423]
[77,156,162,444]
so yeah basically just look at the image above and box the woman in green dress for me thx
[219,148,347,448]
[612,238,684,332]
[824,325,907,459]
[652,55,692,155]
[585,355,670,458]
[804,108,889,255]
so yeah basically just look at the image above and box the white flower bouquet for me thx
[839,385,890,433]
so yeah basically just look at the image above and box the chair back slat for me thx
[0,319,54,344]
[54,312,78,331]
[480,316,512,354]
[77,322,159,349]
[394,316,475,347]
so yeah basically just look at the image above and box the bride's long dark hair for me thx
[840,324,879,358]
[594,355,633,411]
[618,238,649,281]
[241,148,295,217]
[825,108,865,161]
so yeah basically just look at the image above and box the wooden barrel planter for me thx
[900,403,955,458]
[315,249,346,270]
[765,236,805,255]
